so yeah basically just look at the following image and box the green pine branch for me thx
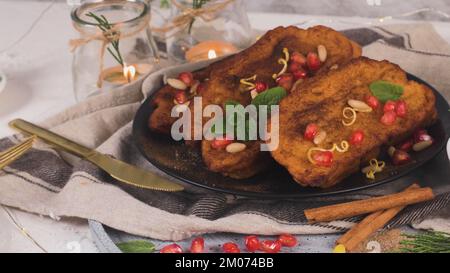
[188,0,211,34]
[399,231,450,253]
[86,12,124,67]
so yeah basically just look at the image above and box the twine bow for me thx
[152,0,235,33]
[69,14,150,88]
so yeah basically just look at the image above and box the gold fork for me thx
[0,136,35,170]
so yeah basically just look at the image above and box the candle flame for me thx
[123,64,136,83]
[207,49,217,59]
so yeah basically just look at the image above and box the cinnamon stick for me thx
[336,184,420,247]
[336,211,383,246]
[304,187,434,223]
[344,204,405,252]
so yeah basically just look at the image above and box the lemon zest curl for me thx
[307,141,350,165]
[342,107,357,126]
[239,75,257,91]
[272,48,290,79]
[362,159,386,180]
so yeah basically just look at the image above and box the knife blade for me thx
[9,119,184,192]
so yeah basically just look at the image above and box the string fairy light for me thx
[1,205,47,253]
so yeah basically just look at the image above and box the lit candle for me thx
[123,64,136,83]
[101,63,152,86]
[207,49,218,59]
[185,40,238,62]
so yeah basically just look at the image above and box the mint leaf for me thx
[212,87,287,141]
[369,81,404,102]
[251,87,287,107]
[116,240,155,253]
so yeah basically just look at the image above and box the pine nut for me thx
[226,143,246,153]
[318,45,327,62]
[313,130,327,145]
[348,99,373,113]
[167,78,187,90]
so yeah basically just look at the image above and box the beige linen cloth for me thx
[0,24,449,241]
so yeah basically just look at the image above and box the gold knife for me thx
[9,119,184,192]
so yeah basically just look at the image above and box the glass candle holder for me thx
[71,0,159,101]
[161,0,253,63]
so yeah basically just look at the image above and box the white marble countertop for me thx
[1,0,450,253]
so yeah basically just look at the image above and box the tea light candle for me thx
[123,64,136,83]
[101,63,152,85]
[185,40,238,62]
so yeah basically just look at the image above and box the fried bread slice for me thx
[148,68,211,135]
[271,57,437,188]
[199,26,361,178]
[201,140,274,179]
[148,25,361,179]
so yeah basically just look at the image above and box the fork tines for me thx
[0,136,35,169]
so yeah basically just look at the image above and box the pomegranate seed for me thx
[288,62,302,73]
[304,123,319,141]
[380,111,397,126]
[392,150,412,166]
[293,68,308,80]
[365,95,380,110]
[245,235,260,252]
[178,72,194,86]
[397,138,414,152]
[260,240,282,253]
[255,82,268,93]
[290,51,307,66]
[211,138,233,149]
[278,234,297,247]
[349,130,365,145]
[160,243,183,253]
[276,73,294,91]
[190,237,204,253]
[395,100,407,117]
[383,100,397,113]
[223,242,240,253]
[312,151,334,167]
[306,52,321,71]
[414,129,433,143]
[174,90,188,104]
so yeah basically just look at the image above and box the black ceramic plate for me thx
[133,74,448,198]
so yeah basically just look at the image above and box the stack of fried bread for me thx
[148,25,437,188]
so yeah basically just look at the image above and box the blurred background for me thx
[247,0,450,19]
[3,0,450,20]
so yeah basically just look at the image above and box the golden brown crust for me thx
[148,25,362,179]
[201,141,274,179]
[148,68,212,135]
[271,57,437,188]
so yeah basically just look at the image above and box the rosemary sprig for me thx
[160,0,170,9]
[188,0,210,34]
[399,231,450,253]
[86,12,124,66]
